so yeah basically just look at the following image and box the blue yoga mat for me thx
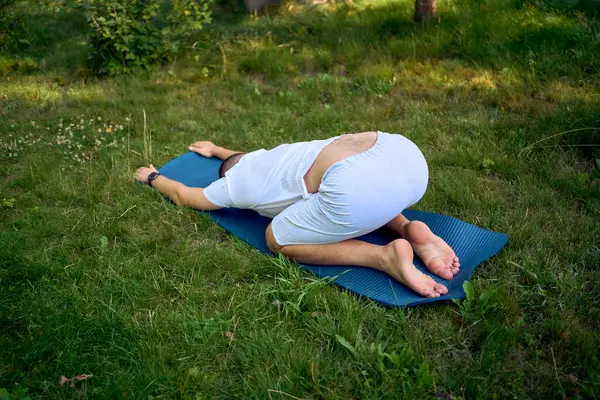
[157,152,508,307]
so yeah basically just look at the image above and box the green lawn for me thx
[1,0,599,398]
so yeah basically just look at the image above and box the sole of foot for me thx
[405,221,460,280]
[385,239,448,298]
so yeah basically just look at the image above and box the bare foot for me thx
[404,221,460,280]
[383,239,448,298]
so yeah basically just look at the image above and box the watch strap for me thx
[147,172,160,187]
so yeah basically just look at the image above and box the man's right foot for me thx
[404,221,460,280]
[383,239,448,298]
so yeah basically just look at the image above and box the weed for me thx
[0,387,31,400]
[267,255,329,318]
[454,281,495,322]
[0,198,15,208]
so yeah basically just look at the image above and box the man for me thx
[134,131,460,298]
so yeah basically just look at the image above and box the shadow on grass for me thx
[3,0,598,81]
[1,5,89,75]
[202,0,599,81]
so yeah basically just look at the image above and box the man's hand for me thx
[134,164,158,184]
[189,141,218,157]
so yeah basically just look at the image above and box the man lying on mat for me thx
[134,131,460,298]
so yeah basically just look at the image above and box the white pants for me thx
[271,132,429,246]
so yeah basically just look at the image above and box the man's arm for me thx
[189,141,241,160]
[134,165,222,211]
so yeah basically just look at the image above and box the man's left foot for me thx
[404,221,460,280]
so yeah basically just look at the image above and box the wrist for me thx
[147,171,161,187]
[213,145,224,157]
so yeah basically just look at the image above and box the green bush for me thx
[77,0,214,75]
[0,0,22,50]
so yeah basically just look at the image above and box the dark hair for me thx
[219,153,245,178]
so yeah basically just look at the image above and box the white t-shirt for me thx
[203,137,339,218]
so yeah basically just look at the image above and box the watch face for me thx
[148,172,159,185]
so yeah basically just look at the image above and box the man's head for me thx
[219,153,245,178]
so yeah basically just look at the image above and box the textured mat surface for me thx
[157,152,508,307]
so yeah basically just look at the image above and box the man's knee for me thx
[265,224,283,254]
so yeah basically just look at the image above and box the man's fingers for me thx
[190,141,212,148]
[134,166,150,182]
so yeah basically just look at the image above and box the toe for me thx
[430,259,453,280]
[419,276,440,298]
[438,269,453,280]
[434,283,448,295]
[439,268,454,280]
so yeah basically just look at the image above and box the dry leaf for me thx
[59,374,93,388]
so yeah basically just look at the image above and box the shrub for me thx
[76,0,213,75]
[0,0,22,50]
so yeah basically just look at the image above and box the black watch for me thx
[147,172,160,187]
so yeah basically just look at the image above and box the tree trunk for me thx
[414,0,437,23]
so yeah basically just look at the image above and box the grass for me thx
[1,0,600,398]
